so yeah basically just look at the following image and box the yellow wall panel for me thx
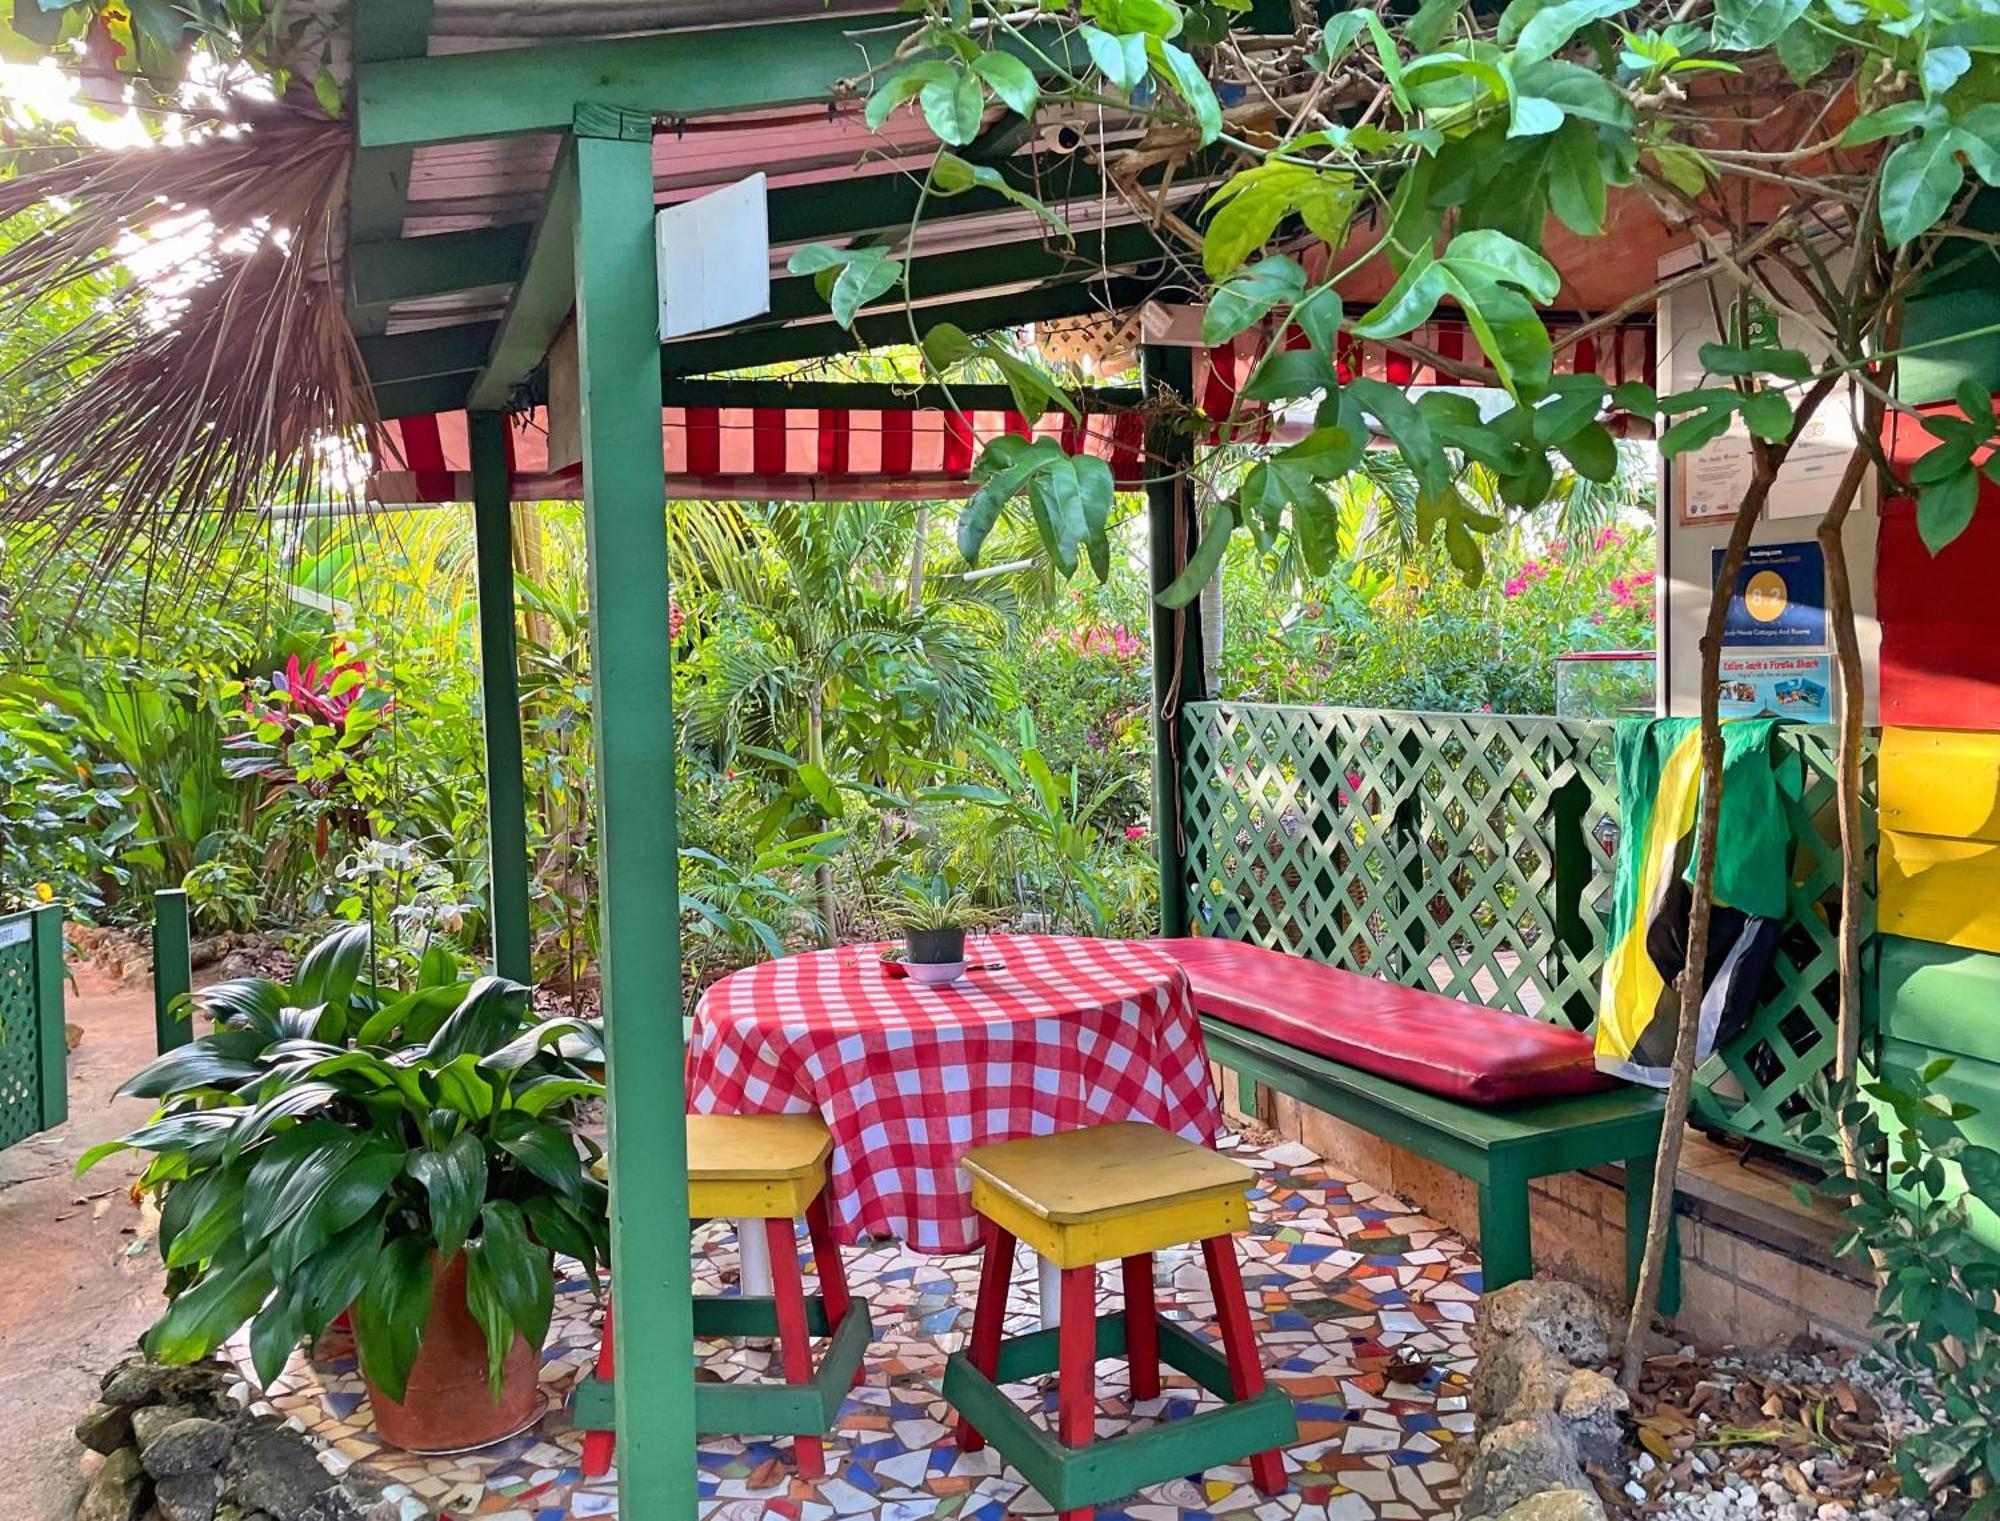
[1879,828,2000,955]
[1880,726,2000,844]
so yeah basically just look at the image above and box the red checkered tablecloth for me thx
[686,933,1219,1253]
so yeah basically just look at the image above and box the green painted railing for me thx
[0,905,69,1149]
[1177,703,1876,1155]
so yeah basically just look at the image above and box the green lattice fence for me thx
[1177,703,1875,1155]
[0,906,68,1150]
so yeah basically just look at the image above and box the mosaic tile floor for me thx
[225,1133,1478,1520]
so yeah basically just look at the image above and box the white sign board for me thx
[0,918,29,949]
[656,173,771,341]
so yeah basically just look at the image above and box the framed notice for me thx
[1714,541,1827,648]
[1718,654,1834,723]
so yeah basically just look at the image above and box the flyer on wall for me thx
[1717,654,1835,723]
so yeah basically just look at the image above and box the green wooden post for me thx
[570,107,698,1519]
[30,905,67,1131]
[1144,344,1203,938]
[470,411,535,985]
[153,888,193,1053]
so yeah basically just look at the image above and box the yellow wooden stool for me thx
[573,1114,871,1479]
[943,1122,1296,1519]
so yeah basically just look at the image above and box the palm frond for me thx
[0,97,370,580]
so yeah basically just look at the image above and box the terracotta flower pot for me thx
[361,1253,544,1454]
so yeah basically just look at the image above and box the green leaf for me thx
[1840,99,1947,148]
[249,1292,303,1387]
[146,1250,275,1367]
[1346,376,1447,497]
[292,923,369,1013]
[1239,348,1337,404]
[920,70,985,146]
[1881,129,1968,245]
[1202,255,1307,346]
[929,153,1068,233]
[1710,0,1808,52]
[1648,142,1712,197]
[1202,162,1354,279]
[408,1131,488,1262]
[921,321,976,373]
[160,1164,248,1270]
[351,1235,432,1403]
[1773,17,1839,83]
[289,1215,383,1335]
[1088,0,1183,40]
[831,252,902,328]
[1442,229,1561,303]
[865,60,952,131]
[1921,46,1970,98]
[959,435,1061,563]
[1548,121,1607,234]
[1512,58,1633,129]
[425,977,532,1065]
[1699,341,1815,381]
[1157,501,1237,608]
[1149,37,1221,144]
[1081,25,1148,91]
[241,1121,365,1244]
[1917,463,1981,553]
[117,1028,271,1100]
[464,1202,554,1392]
[1440,269,1552,399]
[1029,453,1116,580]
[1740,387,1794,441]
[971,52,1039,117]
[492,1111,583,1198]
[1508,94,1563,138]
[266,1142,403,1274]
[1559,421,1619,481]
[1513,0,1628,64]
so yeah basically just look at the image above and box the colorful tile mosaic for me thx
[222,1133,1475,1520]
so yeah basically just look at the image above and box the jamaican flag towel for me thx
[1595,717,1793,1088]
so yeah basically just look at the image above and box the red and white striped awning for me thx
[370,315,1655,504]
[374,403,1147,504]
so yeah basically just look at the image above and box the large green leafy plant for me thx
[1798,1063,2000,1513]
[82,924,609,1399]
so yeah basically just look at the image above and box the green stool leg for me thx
[1624,1153,1682,1317]
[1476,1173,1534,1291]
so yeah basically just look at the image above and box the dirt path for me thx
[0,965,170,1521]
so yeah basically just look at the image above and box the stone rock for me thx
[1474,1279,1615,1368]
[1494,1490,1610,1521]
[1557,1368,1630,1469]
[130,1405,199,1452]
[141,1417,233,1479]
[154,1470,223,1521]
[101,1359,231,1412]
[224,1425,336,1521]
[1476,1334,1575,1425]
[76,1446,147,1521]
[75,1403,135,1455]
[1461,1414,1591,1520]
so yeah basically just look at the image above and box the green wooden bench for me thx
[1203,1017,1680,1310]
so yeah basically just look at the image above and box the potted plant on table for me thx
[81,923,609,1454]
[890,871,994,985]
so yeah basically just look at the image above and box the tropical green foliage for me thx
[81,924,610,1400]
[1799,1064,2000,1512]
[782,0,2000,586]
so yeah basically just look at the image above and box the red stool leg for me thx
[805,1191,851,1324]
[1201,1235,1286,1495]
[1056,1264,1098,1521]
[580,1298,617,1478]
[805,1191,862,1388]
[954,1217,1017,1453]
[1122,1254,1159,1401]
[765,1217,826,1479]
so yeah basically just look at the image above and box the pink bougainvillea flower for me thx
[1503,577,1528,598]
[1124,823,1148,841]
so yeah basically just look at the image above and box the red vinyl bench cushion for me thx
[1159,937,1616,1106]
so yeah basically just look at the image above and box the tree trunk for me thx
[1816,388,1884,1194]
[906,507,930,612]
[807,695,839,947]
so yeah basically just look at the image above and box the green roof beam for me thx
[357,11,914,148]
[660,378,1142,410]
[465,137,584,412]
[349,224,533,310]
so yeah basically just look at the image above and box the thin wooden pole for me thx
[571,110,698,1517]
[469,410,535,984]
[1145,345,1202,937]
